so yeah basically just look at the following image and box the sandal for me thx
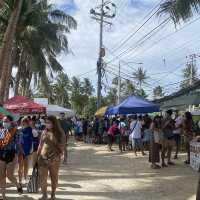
[39,195,48,200]
[17,184,23,194]
[49,193,56,200]
[162,163,168,167]
[151,164,161,169]
[168,161,175,165]
[184,160,190,165]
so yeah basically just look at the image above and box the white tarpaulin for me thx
[46,105,75,117]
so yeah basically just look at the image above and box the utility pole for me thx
[117,61,121,104]
[187,54,200,111]
[90,1,116,109]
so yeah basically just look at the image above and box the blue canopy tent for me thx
[106,96,160,115]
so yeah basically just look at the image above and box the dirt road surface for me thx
[6,140,198,200]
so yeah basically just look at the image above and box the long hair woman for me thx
[0,116,23,200]
[149,116,162,169]
[37,116,66,200]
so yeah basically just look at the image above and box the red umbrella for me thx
[4,96,46,115]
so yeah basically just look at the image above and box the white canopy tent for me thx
[46,105,75,117]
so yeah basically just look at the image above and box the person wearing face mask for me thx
[18,117,33,185]
[0,115,23,200]
[31,117,40,167]
[37,116,66,200]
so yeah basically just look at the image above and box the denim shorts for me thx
[133,138,142,149]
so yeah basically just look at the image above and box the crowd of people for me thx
[73,110,197,170]
[0,110,198,199]
[0,113,68,200]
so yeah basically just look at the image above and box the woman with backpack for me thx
[0,115,23,200]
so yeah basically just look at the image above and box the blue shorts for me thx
[174,134,181,145]
[133,138,142,149]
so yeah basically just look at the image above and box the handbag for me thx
[0,150,16,164]
[27,164,39,193]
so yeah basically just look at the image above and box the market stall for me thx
[46,104,75,117]
[0,106,19,121]
[107,96,160,115]
[190,141,200,171]
[4,96,46,115]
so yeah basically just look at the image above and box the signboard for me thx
[34,98,48,105]
[190,142,200,171]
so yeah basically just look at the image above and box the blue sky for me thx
[49,0,200,99]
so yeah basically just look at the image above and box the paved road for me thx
[6,140,198,199]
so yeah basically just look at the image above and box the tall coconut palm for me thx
[0,0,4,8]
[52,72,70,107]
[132,67,148,89]
[0,0,77,100]
[158,0,200,24]
[0,0,23,102]
[180,63,198,88]
[153,85,164,99]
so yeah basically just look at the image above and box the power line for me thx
[76,68,97,77]
[107,18,170,64]
[129,16,200,61]
[110,0,164,53]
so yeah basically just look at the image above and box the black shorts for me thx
[0,150,16,164]
[107,135,114,144]
[174,134,181,145]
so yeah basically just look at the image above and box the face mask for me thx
[46,124,53,130]
[35,124,40,128]
[3,122,11,129]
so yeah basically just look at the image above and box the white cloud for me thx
[53,0,200,97]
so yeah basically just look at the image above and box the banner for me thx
[190,142,200,171]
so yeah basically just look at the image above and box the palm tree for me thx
[0,0,4,8]
[82,78,94,96]
[153,85,164,99]
[132,67,148,89]
[0,0,77,101]
[0,0,23,102]
[158,0,200,24]
[52,72,70,107]
[122,80,136,99]
[180,63,198,88]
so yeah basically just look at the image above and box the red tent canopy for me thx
[4,96,46,115]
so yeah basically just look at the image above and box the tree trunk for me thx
[14,66,21,96]
[0,0,23,103]
[25,71,32,97]
[4,63,12,101]
[0,0,4,8]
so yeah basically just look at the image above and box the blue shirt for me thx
[21,127,33,156]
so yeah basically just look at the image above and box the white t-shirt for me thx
[130,120,142,139]
[173,116,183,134]
[119,122,126,129]
[32,128,39,138]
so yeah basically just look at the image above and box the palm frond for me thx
[49,9,77,30]
[158,0,200,24]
